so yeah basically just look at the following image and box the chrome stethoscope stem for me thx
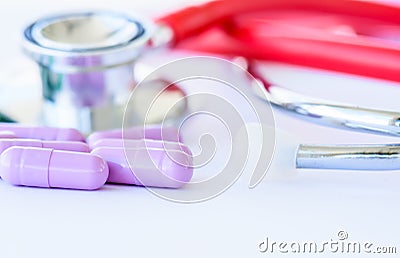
[251,81,400,137]
[297,144,400,170]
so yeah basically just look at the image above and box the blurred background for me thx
[1,1,400,258]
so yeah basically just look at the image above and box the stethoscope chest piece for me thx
[23,12,154,133]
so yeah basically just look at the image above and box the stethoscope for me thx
[21,0,400,170]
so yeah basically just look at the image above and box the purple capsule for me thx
[86,125,182,146]
[0,147,108,190]
[0,123,85,142]
[0,139,90,154]
[91,144,193,188]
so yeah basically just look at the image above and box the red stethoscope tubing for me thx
[157,0,400,82]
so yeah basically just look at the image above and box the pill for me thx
[0,131,17,139]
[91,145,193,188]
[0,139,90,154]
[89,138,191,156]
[0,123,85,141]
[0,147,108,190]
[86,125,181,146]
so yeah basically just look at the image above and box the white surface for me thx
[1,1,400,258]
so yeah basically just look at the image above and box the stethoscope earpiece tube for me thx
[156,1,227,44]
[158,0,400,82]
[156,0,400,44]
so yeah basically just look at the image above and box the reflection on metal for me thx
[297,144,400,170]
[23,12,156,133]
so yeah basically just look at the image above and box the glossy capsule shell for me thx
[0,131,17,139]
[0,147,109,190]
[91,145,193,188]
[0,139,90,154]
[87,125,182,147]
[89,138,192,156]
[0,123,85,141]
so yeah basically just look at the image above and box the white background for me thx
[1,1,400,257]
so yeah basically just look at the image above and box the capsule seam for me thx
[47,148,54,188]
